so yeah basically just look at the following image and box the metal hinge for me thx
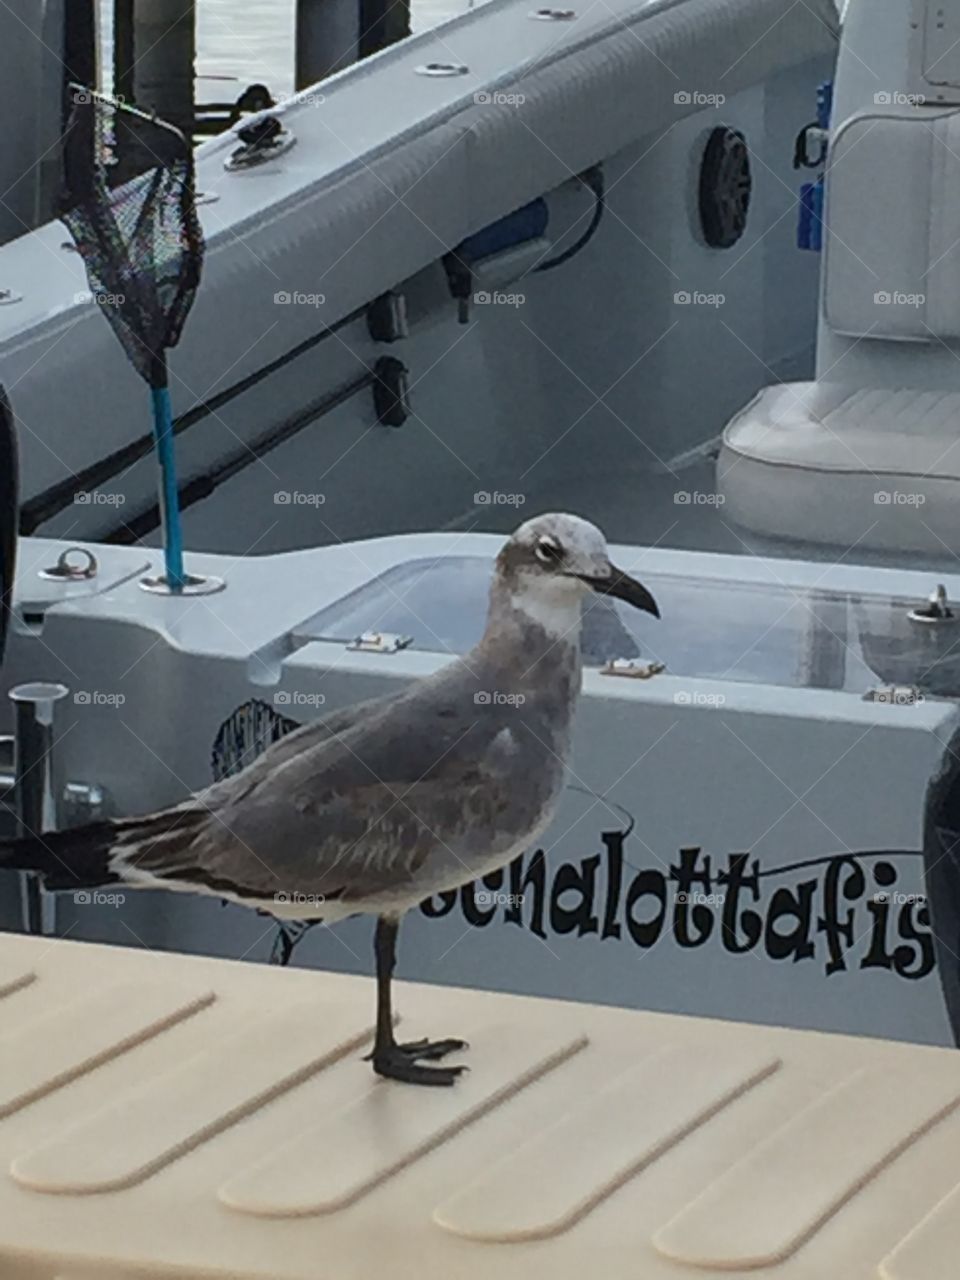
[599,659,666,679]
[347,631,413,654]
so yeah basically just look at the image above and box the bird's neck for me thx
[477,578,582,685]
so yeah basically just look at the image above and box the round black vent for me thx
[699,127,752,249]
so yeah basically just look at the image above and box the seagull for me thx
[0,513,659,1085]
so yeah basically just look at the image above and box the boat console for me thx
[721,0,960,555]
[1,531,956,1046]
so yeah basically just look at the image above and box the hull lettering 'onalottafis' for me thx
[422,840,936,981]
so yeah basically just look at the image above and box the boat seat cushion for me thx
[718,382,960,552]
[824,110,960,341]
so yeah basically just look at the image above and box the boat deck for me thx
[2,930,960,1279]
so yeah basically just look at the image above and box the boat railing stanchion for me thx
[8,682,70,936]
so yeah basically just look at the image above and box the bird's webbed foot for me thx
[368,1036,469,1086]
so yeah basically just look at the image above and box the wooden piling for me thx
[131,0,196,137]
[295,0,410,91]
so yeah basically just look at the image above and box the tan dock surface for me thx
[0,932,958,1278]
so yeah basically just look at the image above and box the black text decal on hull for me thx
[420,836,933,980]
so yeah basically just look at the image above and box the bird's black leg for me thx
[367,914,468,1086]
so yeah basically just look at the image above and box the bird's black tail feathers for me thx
[0,821,122,890]
[0,807,209,892]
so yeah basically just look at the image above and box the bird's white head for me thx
[492,512,659,638]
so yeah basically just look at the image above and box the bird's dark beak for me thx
[578,565,660,617]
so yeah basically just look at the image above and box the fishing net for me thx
[59,87,204,388]
[59,86,207,591]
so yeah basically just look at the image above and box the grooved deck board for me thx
[0,982,216,1120]
[219,1025,588,1217]
[434,1044,780,1242]
[653,1067,960,1270]
[2,928,958,1279]
[11,1006,375,1193]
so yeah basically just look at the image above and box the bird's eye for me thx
[535,538,563,565]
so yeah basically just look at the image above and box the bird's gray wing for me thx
[195,691,406,809]
[129,671,529,905]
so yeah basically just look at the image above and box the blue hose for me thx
[150,378,186,590]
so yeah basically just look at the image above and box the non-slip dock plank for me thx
[11,1005,375,1193]
[3,928,960,1280]
[434,1044,780,1242]
[219,1025,588,1217]
[0,982,215,1119]
[653,1067,960,1270]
